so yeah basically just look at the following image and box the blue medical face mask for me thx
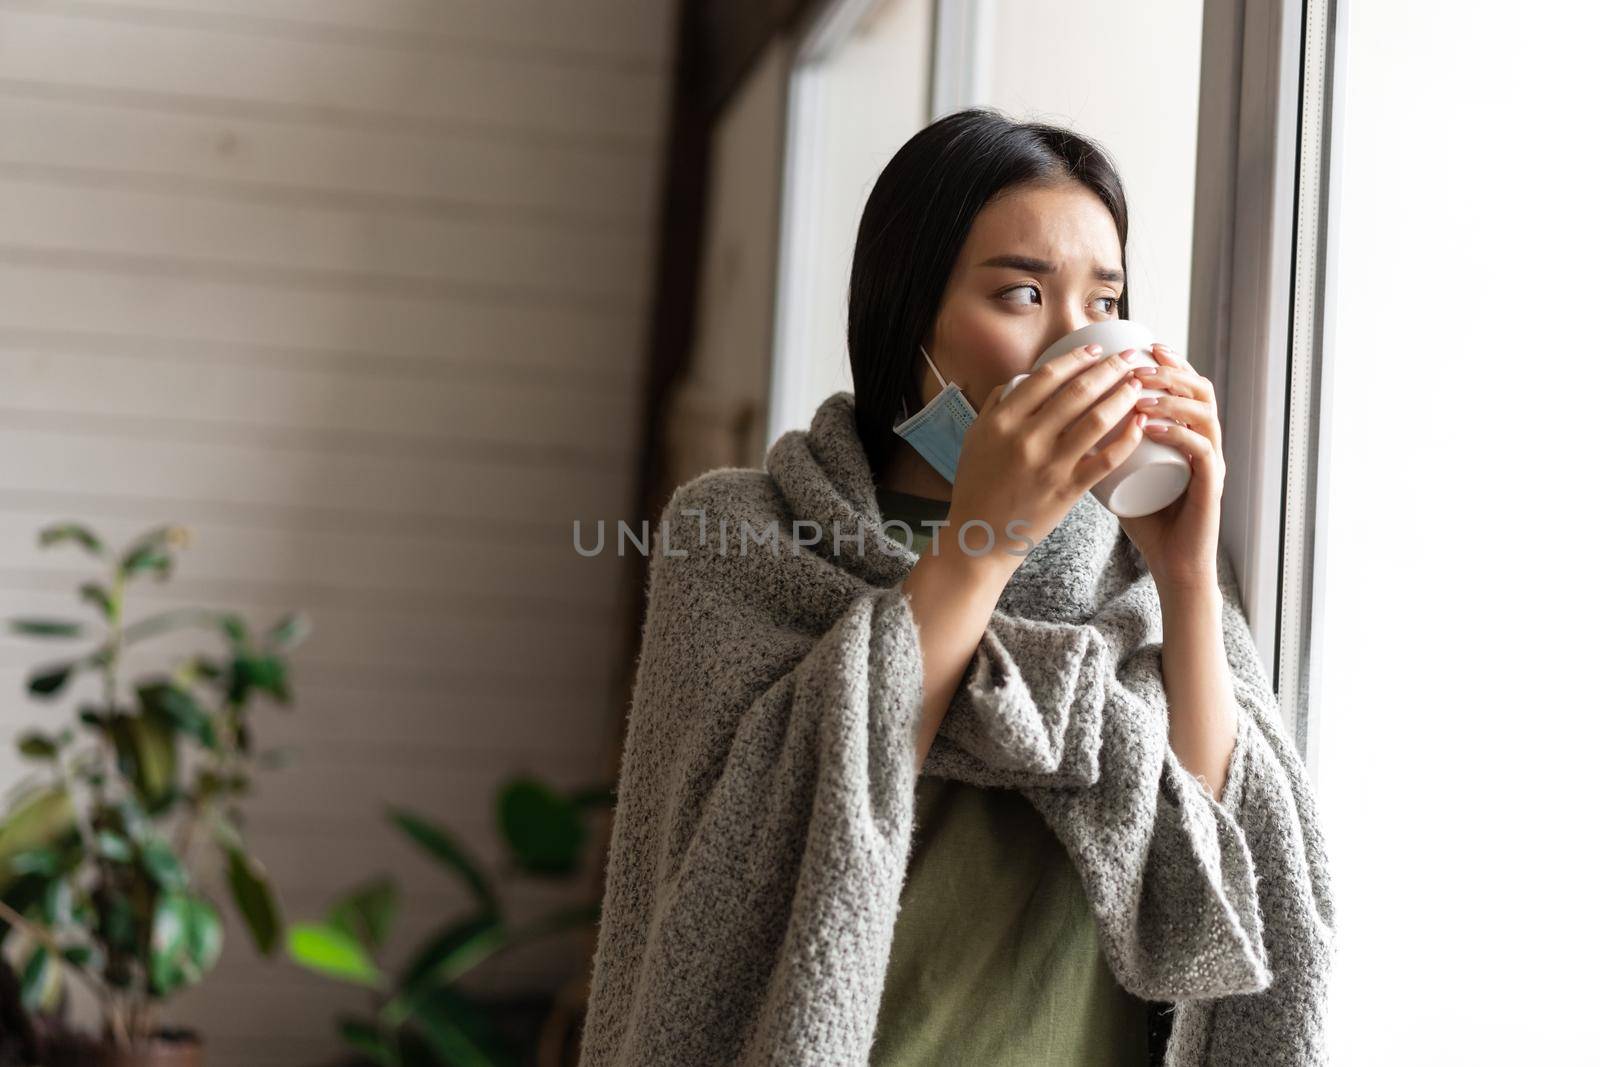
[891,345,978,484]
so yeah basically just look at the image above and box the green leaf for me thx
[122,545,174,581]
[193,899,224,969]
[101,894,139,959]
[225,848,282,955]
[119,525,186,581]
[193,770,227,808]
[119,607,225,646]
[17,732,58,760]
[148,891,222,997]
[8,618,85,639]
[68,889,93,928]
[382,914,505,1027]
[337,1018,399,1067]
[387,810,495,913]
[287,922,384,989]
[40,523,104,557]
[265,611,312,651]
[207,809,243,852]
[220,614,248,648]
[328,876,398,954]
[408,987,512,1067]
[496,779,585,876]
[136,680,217,749]
[192,657,224,682]
[0,787,76,894]
[26,661,77,698]
[8,847,64,878]
[20,945,52,1010]
[79,581,114,619]
[1,872,47,930]
[95,830,133,862]
[109,712,178,813]
[138,837,186,892]
[111,795,150,840]
[229,654,290,705]
[42,876,72,926]
[63,943,103,970]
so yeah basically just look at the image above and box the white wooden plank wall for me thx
[0,1,676,1062]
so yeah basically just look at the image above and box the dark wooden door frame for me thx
[569,2,830,1039]
[614,0,831,706]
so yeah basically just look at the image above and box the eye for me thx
[1000,284,1041,306]
[1093,294,1119,314]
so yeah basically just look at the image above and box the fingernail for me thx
[1134,366,1158,376]
[1087,344,1103,355]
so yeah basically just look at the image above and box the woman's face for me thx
[919,178,1125,409]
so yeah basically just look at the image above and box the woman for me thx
[578,108,1334,1067]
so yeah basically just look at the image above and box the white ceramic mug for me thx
[1000,320,1191,518]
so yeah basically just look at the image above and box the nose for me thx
[1049,306,1093,342]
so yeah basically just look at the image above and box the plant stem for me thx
[96,571,134,1051]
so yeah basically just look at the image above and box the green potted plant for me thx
[0,521,306,1065]
[287,776,612,1067]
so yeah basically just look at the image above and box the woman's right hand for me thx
[944,343,1149,576]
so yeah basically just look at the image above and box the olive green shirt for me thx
[869,486,1151,1067]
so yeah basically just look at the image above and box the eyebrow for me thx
[978,253,1125,284]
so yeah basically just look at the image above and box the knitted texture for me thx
[578,391,1336,1066]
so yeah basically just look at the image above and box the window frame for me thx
[1190,0,1343,770]
[767,0,934,451]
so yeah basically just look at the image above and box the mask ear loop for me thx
[899,344,952,422]
[919,345,951,390]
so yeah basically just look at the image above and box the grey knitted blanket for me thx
[579,391,1335,1066]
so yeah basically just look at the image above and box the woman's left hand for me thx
[1117,342,1226,591]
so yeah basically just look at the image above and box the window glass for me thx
[1316,3,1599,1060]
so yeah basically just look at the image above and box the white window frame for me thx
[1197,0,1342,772]
[767,0,972,449]
[929,0,993,119]
[767,0,918,450]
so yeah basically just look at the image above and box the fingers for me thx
[1135,392,1211,431]
[1150,342,1193,370]
[996,343,1108,420]
[1133,374,1222,452]
[1063,398,1149,496]
[1133,361,1214,404]
[1047,367,1148,490]
[1028,346,1140,440]
[1143,419,1224,482]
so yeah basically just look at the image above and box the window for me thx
[1314,1,1599,1059]
[768,0,935,446]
